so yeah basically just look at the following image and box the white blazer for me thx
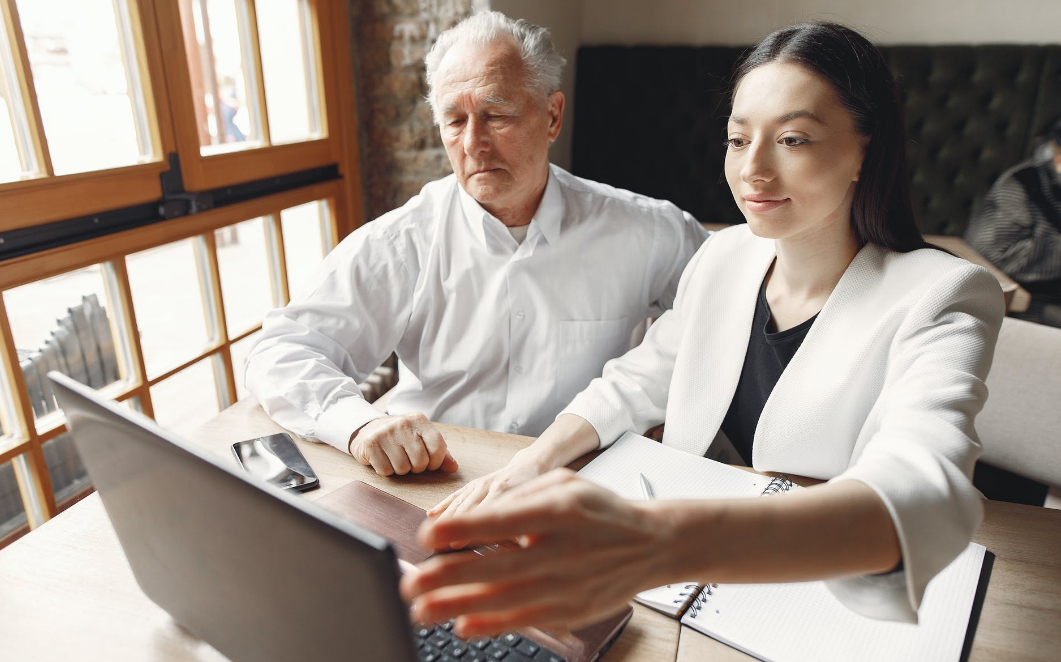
[563,224,1005,622]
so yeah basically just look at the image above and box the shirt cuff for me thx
[314,396,387,454]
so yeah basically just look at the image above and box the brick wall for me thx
[348,0,486,222]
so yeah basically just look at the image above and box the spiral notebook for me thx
[577,432,800,618]
[577,432,987,662]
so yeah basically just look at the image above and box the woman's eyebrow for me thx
[728,110,825,125]
[777,110,824,123]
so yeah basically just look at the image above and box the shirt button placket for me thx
[507,264,529,435]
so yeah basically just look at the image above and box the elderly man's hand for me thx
[349,413,458,476]
[400,469,669,637]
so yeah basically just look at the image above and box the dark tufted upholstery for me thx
[572,45,1061,235]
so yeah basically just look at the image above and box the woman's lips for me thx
[743,196,789,212]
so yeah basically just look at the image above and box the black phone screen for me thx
[232,433,320,492]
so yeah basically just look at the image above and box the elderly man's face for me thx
[434,38,563,225]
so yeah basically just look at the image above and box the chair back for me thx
[978,317,1061,488]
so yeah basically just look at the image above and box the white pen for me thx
[639,472,655,500]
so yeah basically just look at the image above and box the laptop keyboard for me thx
[414,620,567,662]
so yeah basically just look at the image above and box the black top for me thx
[720,277,818,465]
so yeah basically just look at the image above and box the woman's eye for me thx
[780,136,809,147]
[724,138,748,149]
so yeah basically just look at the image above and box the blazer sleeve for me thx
[560,236,712,447]
[826,263,1004,622]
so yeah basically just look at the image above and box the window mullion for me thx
[194,232,234,409]
[264,213,289,306]
[300,0,320,136]
[112,0,156,161]
[321,198,337,252]
[243,0,270,146]
[0,0,52,177]
[109,257,154,419]
[0,292,56,523]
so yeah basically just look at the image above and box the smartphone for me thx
[232,432,320,492]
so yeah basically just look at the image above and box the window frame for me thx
[0,0,362,543]
[159,0,343,192]
[0,0,175,231]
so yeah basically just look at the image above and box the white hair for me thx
[424,11,566,123]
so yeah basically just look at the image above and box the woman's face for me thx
[725,62,867,242]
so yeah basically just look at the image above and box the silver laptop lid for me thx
[49,372,418,662]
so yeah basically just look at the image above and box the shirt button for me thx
[515,311,525,320]
[514,365,524,374]
[509,422,518,431]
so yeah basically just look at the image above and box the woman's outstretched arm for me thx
[401,469,900,638]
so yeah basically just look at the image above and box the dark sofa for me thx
[572,44,1061,236]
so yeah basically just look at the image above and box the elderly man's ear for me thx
[547,91,565,143]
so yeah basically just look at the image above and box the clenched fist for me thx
[349,413,458,476]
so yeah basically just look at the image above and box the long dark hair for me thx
[733,23,929,252]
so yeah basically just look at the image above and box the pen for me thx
[639,472,655,500]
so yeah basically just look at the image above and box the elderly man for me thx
[245,11,706,476]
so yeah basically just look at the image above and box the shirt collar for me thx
[456,166,563,248]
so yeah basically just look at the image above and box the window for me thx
[4,264,126,430]
[15,0,154,175]
[0,0,361,545]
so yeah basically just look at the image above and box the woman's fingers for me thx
[418,502,555,550]
[405,544,561,598]
[417,472,586,550]
[412,575,563,625]
[427,488,461,517]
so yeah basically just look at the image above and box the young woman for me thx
[402,23,1005,636]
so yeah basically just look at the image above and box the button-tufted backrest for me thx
[890,46,1052,234]
[572,44,1061,235]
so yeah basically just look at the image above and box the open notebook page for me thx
[577,432,793,617]
[577,432,773,500]
[682,543,985,662]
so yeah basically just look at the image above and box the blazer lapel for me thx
[753,244,888,477]
[667,228,775,457]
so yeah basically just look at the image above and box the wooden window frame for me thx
[0,0,175,231]
[158,0,345,193]
[0,0,364,239]
[0,179,342,531]
[0,0,363,547]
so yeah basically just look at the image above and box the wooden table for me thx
[700,222,1032,313]
[2,399,1059,661]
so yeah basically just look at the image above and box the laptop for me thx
[50,372,631,662]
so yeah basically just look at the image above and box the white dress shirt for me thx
[563,225,1004,621]
[245,165,707,451]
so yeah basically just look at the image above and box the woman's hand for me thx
[427,414,602,523]
[401,469,673,638]
[427,453,545,520]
